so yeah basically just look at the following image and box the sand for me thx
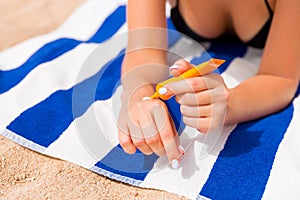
[0,1,187,199]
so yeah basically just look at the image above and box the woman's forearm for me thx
[226,74,298,124]
[122,0,169,91]
[121,49,169,91]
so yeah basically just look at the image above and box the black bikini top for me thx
[171,0,274,48]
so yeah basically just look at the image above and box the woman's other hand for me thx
[166,59,230,133]
[117,84,184,168]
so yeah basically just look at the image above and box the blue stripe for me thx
[6,18,183,150]
[167,18,181,47]
[0,5,126,94]
[296,84,300,97]
[95,144,158,181]
[200,103,294,200]
[7,50,125,147]
[87,6,126,43]
[199,42,298,200]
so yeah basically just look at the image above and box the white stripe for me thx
[262,95,300,199]
[43,123,99,169]
[166,1,171,17]
[0,28,127,131]
[222,47,260,88]
[140,125,236,200]
[44,86,123,168]
[0,0,124,70]
[243,47,263,66]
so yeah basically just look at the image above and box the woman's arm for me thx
[118,0,184,167]
[161,0,299,132]
[122,0,168,87]
[226,0,300,124]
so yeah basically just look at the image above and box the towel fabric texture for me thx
[1,1,299,199]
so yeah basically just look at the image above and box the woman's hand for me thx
[164,59,230,133]
[117,84,184,168]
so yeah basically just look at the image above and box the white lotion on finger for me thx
[169,64,179,70]
[171,159,179,169]
[158,87,167,95]
[142,96,151,101]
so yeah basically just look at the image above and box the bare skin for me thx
[118,0,300,166]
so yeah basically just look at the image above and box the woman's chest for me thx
[177,0,276,42]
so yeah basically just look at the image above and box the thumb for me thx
[169,59,194,77]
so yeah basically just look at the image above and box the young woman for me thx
[117,0,300,168]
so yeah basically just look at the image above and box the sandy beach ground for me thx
[0,1,187,199]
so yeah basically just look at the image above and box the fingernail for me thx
[171,159,179,169]
[169,64,180,71]
[142,96,151,101]
[158,87,168,95]
[179,145,185,156]
[169,65,181,76]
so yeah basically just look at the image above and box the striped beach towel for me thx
[1,1,299,199]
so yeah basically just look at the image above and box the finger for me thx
[180,104,212,118]
[164,74,222,96]
[137,104,166,156]
[118,126,137,154]
[137,100,166,156]
[182,116,212,134]
[169,59,194,77]
[177,90,212,106]
[151,103,181,167]
[131,135,153,155]
[142,127,166,156]
[128,119,153,155]
[169,115,185,156]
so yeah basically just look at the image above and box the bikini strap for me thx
[264,0,273,15]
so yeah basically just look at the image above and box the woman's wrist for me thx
[224,89,238,126]
[120,83,156,110]
[121,50,169,91]
[122,48,168,72]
